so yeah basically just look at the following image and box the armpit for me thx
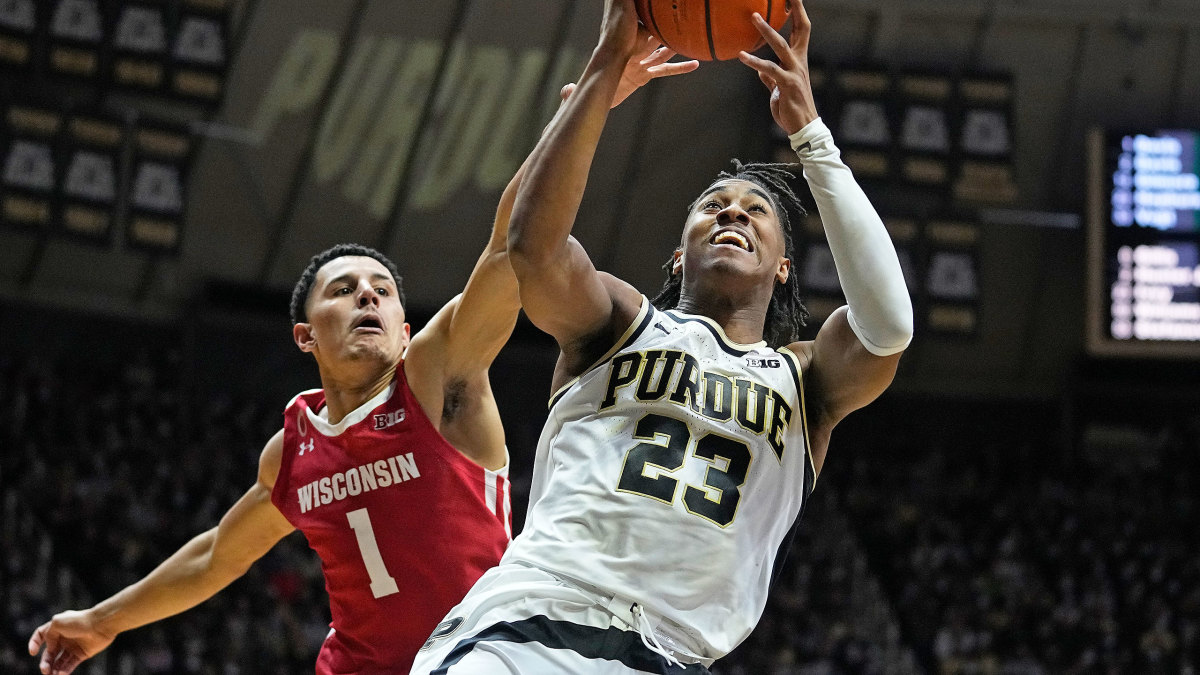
[442,377,468,423]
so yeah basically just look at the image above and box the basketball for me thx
[635,0,790,61]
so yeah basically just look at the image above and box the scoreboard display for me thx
[1087,128,1200,358]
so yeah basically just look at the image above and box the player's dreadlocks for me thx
[651,161,810,347]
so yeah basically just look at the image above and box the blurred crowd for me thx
[715,485,920,675]
[2,351,329,674]
[835,404,1200,674]
[4,337,1198,674]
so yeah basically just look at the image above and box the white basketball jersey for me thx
[504,297,816,658]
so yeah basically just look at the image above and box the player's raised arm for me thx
[427,36,698,376]
[408,32,697,452]
[507,0,668,351]
[28,431,295,675]
[740,1,912,441]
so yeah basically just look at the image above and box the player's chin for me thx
[344,343,394,362]
[703,251,760,275]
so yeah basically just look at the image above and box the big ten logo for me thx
[249,31,588,218]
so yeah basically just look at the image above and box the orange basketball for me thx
[635,0,790,61]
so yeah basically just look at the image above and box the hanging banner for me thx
[1,104,63,232]
[832,66,894,181]
[125,118,192,252]
[110,0,170,92]
[0,0,40,70]
[45,0,107,81]
[59,111,123,243]
[953,73,1019,204]
[170,1,230,104]
[897,72,953,188]
[924,220,982,335]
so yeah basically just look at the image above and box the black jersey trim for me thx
[663,311,766,357]
[777,345,816,490]
[768,365,814,590]
[768,496,810,590]
[430,616,710,675]
[548,298,654,410]
[777,346,803,394]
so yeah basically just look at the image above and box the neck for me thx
[317,359,399,424]
[675,289,770,345]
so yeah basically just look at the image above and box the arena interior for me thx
[2,0,1199,673]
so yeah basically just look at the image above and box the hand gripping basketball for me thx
[562,32,699,109]
[737,0,819,136]
[636,0,790,61]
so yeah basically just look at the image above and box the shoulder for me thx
[553,279,649,385]
[600,272,644,320]
[573,273,647,353]
[258,429,286,491]
[407,297,459,361]
[780,339,815,371]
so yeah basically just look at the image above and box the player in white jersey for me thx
[411,0,913,672]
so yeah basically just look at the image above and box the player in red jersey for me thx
[26,44,697,675]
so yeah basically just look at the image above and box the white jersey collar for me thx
[305,378,397,438]
[664,309,768,352]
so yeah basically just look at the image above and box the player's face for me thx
[676,179,790,289]
[296,256,410,367]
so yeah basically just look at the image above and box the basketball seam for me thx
[704,0,717,60]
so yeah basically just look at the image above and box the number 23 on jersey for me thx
[616,412,752,527]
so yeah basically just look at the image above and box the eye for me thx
[749,203,767,214]
[375,287,389,296]
[702,200,722,211]
[335,286,352,295]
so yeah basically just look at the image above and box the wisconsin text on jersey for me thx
[296,452,421,513]
[601,348,794,461]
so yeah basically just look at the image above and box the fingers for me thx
[29,622,48,654]
[633,31,660,60]
[738,50,788,84]
[786,0,811,53]
[53,651,82,675]
[756,69,778,93]
[646,59,699,79]
[750,12,797,69]
[640,44,677,68]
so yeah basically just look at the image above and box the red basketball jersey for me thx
[272,363,511,674]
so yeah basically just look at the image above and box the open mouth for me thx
[352,316,384,333]
[709,228,753,252]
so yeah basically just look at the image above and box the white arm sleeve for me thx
[790,117,914,356]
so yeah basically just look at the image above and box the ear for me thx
[775,257,791,285]
[671,249,683,276]
[293,322,317,353]
[399,322,412,351]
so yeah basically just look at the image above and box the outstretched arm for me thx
[28,431,295,675]
[409,18,698,428]
[741,1,912,452]
[433,34,698,379]
[507,0,672,357]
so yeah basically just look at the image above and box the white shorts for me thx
[409,563,713,675]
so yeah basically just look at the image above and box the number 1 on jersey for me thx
[346,508,400,598]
